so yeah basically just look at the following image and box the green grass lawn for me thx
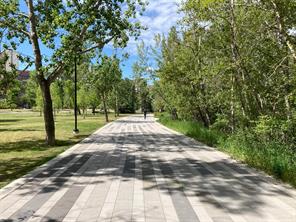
[0,110,119,188]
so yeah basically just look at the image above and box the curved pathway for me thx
[0,115,295,222]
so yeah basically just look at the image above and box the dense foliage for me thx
[153,0,296,144]
[150,0,296,186]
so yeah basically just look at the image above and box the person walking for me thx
[144,109,147,119]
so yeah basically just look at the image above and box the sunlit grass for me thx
[0,110,119,188]
[157,113,296,188]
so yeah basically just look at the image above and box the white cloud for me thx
[127,0,183,53]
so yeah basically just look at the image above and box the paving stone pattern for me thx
[0,115,295,222]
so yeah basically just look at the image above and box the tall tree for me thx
[152,0,296,136]
[93,56,122,122]
[0,0,145,145]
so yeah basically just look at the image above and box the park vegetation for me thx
[137,0,296,186]
[0,0,146,145]
[0,54,150,120]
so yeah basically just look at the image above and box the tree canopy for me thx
[0,0,146,145]
[146,0,296,146]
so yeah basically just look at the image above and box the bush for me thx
[210,114,231,133]
[0,99,9,109]
[220,130,296,186]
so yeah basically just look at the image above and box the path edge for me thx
[0,119,115,200]
[155,119,296,196]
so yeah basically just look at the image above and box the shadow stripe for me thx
[157,160,200,222]
[8,155,92,222]
[123,155,135,177]
[34,155,75,179]
[40,186,84,222]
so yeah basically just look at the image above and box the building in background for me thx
[0,49,19,71]
[0,49,31,108]
[0,49,30,81]
[18,70,30,81]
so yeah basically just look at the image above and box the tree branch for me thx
[0,20,30,37]
[80,37,114,54]
[21,62,32,72]
[48,62,64,83]
[15,12,29,18]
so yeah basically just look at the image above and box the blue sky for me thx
[15,0,182,78]
[121,0,182,78]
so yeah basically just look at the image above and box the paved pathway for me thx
[0,115,296,222]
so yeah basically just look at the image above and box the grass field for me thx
[0,110,119,188]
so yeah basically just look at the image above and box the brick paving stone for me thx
[0,115,295,222]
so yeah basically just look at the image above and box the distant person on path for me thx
[144,110,147,119]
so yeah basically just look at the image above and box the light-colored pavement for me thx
[0,115,295,222]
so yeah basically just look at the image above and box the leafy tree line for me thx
[136,0,296,185]
[149,0,296,148]
[3,55,140,122]
[0,0,146,145]
[0,49,150,123]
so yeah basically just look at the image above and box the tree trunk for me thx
[285,95,292,120]
[270,0,296,61]
[40,80,55,146]
[83,109,86,119]
[102,94,109,122]
[115,93,119,117]
[28,0,55,145]
[171,108,178,120]
[271,1,293,120]
[230,73,235,133]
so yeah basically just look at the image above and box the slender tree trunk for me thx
[171,108,178,120]
[271,1,293,120]
[197,107,210,128]
[102,93,109,122]
[28,0,55,145]
[228,0,260,119]
[230,73,235,133]
[115,92,119,117]
[285,95,292,120]
[270,0,296,61]
[283,56,292,120]
[40,80,55,146]
[228,0,242,131]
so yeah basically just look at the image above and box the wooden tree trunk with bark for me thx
[28,0,56,145]
[102,93,109,122]
[40,79,55,145]
[115,93,119,117]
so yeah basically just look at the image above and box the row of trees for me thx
[0,0,146,145]
[49,55,139,122]
[0,54,142,121]
[149,0,295,146]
